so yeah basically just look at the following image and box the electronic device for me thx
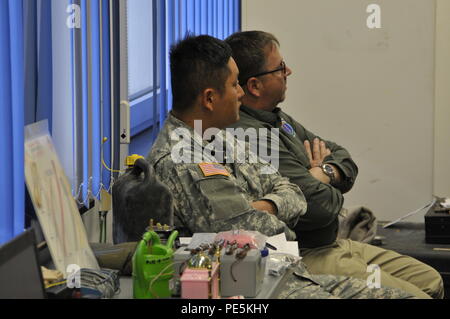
[174,233,267,298]
[220,248,266,298]
[425,199,450,244]
[0,229,46,299]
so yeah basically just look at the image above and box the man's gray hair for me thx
[225,31,279,88]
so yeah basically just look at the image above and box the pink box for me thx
[180,262,220,299]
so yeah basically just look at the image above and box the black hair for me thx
[170,34,232,112]
[225,31,279,88]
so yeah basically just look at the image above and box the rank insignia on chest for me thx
[198,163,230,177]
[281,120,296,137]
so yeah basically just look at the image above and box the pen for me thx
[266,242,277,250]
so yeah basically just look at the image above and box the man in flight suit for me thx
[225,30,443,299]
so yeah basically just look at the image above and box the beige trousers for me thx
[300,239,444,299]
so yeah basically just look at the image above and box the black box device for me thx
[425,199,450,244]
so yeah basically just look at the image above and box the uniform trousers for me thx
[300,239,444,299]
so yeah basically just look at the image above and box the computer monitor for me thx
[0,229,46,299]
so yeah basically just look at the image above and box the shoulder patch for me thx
[198,163,230,177]
[281,119,296,137]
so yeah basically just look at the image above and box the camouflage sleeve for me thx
[247,158,307,229]
[154,156,297,240]
[311,273,416,299]
[275,263,415,299]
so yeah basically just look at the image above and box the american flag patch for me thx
[198,163,230,177]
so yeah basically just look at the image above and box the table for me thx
[376,222,450,298]
[116,268,287,299]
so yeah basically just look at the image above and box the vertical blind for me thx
[72,0,112,206]
[129,0,241,155]
[0,0,241,244]
[0,0,25,245]
[169,0,241,121]
[164,0,241,137]
[169,0,241,107]
[77,0,241,204]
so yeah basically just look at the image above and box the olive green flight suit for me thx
[229,105,444,299]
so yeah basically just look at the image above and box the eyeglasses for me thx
[245,61,287,83]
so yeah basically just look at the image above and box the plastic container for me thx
[132,230,178,299]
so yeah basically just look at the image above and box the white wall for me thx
[434,0,450,198]
[243,0,444,222]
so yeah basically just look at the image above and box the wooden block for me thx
[41,266,64,283]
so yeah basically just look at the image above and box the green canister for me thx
[132,230,178,299]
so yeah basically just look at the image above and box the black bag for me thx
[112,158,173,244]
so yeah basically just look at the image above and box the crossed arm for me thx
[304,138,342,185]
[154,157,307,240]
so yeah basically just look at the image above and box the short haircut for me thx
[225,31,279,87]
[170,34,232,112]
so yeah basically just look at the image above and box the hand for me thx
[304,138,331,168]
[309,165,342,185]
[309,167,331,184]
[251,200,277,215]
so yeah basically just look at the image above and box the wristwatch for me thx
[321,164,336,185]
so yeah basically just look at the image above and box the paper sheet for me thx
[184,233,217,249]
[24,121,99,276]
[440,198,450,209]
[266,233,299,257]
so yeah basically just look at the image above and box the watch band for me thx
[321,164,336,185]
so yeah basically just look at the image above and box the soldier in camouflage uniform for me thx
[149,113,304,240]
[147,34,414,299]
